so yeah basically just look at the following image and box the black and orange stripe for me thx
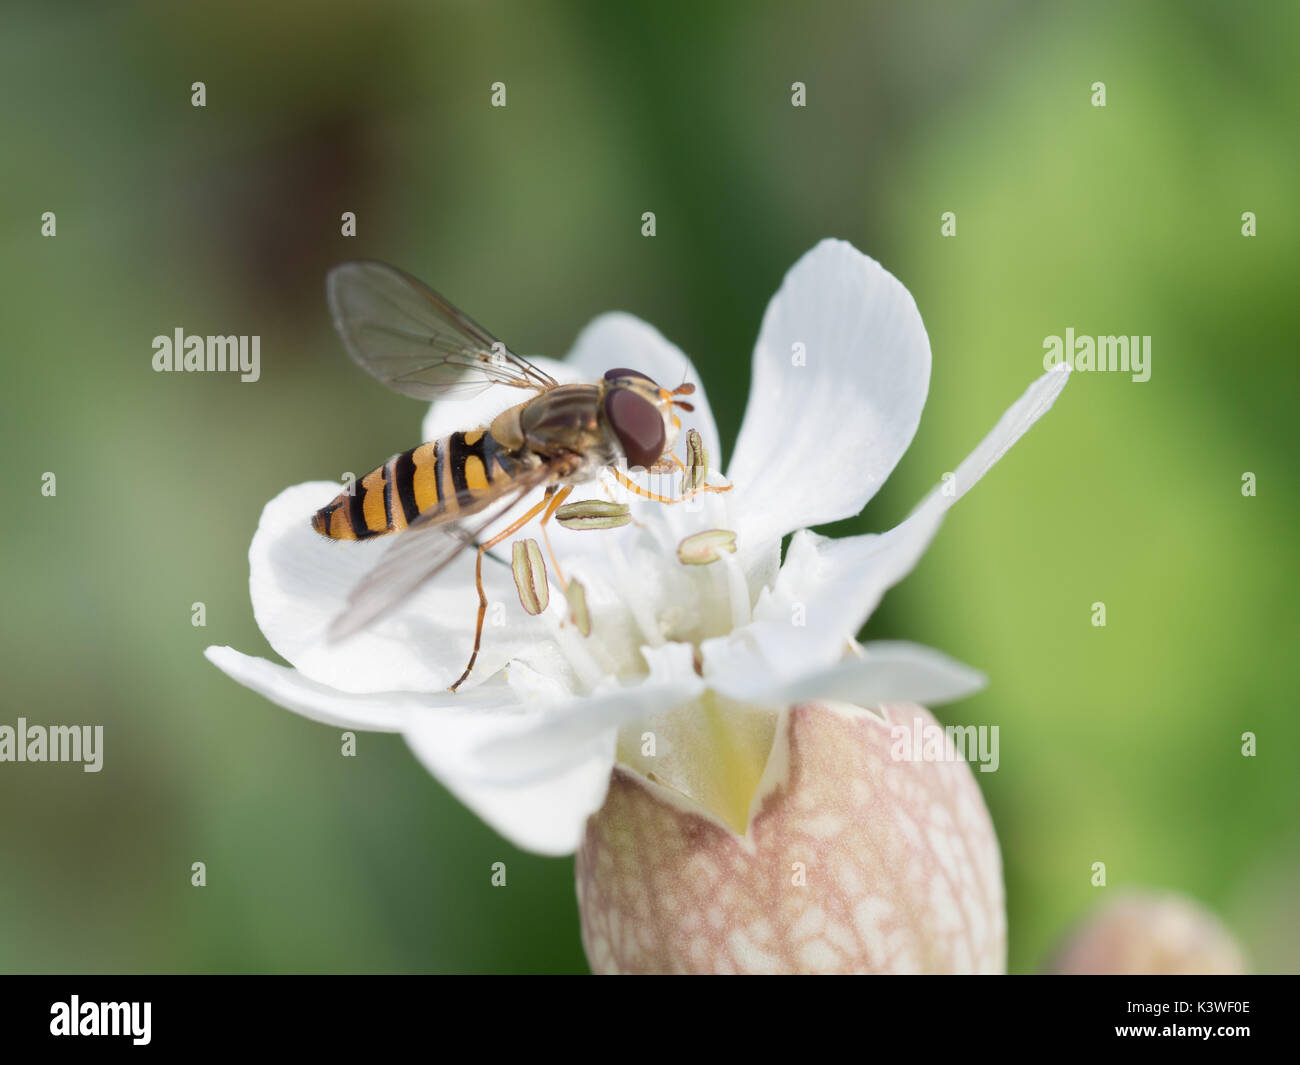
[311,429,523,540]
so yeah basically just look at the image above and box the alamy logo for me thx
[1043,328,1151,382]
[0,717,103,772]
[152,328,260,382]
[890,716,1000,773]
[50,996,151,1045]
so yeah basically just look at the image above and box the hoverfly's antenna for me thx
[667,380,696,412]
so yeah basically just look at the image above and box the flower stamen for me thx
[511,539,549,616]
[677,528,738,566]
[681,428,708,496]
[566,578,592,637]
[555,500,632,531]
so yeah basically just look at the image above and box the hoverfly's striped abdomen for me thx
[311,429,523,540]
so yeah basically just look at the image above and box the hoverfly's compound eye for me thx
[604,387,666,469]
[603,367,658,386]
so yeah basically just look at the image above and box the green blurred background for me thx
[2,0,1296,973]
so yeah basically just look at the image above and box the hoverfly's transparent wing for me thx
[327,464,556,643]
[326,261,558,401]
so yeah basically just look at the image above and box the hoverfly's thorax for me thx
[487,401,528,451]
[518,383,614,461]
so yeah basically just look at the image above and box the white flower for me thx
[206,239,1069,861]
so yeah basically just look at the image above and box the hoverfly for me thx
[311,261,721,690]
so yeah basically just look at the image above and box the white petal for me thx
[470,642,705,780]
[249,481,567,693]
[713,366,1071,685]
[711,640,986,708]
[727,240,932,545]
[404,703,617,857]
[205,645,609,856]
[565,311,722,469]
[934,363,1074,505]
[420,356,580,443]
[203,645,509,731]
[837,362,1073,622]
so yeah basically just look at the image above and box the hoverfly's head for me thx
[601,367,696,470]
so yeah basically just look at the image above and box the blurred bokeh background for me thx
[2,0,1296,973]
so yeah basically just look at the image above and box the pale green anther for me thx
[555,500,632,531]
[565,578,592,637]
[677,528,738,566]
[681,428,708,494]
[511,538,549,615]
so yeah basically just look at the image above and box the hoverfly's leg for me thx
[449,494,555,693]
[472,543,511,569]
[608,465,732,505]
[538,484,575,589]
